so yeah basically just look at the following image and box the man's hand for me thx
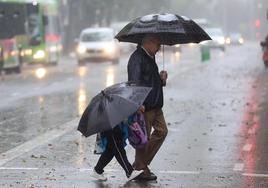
[160,70,168,86]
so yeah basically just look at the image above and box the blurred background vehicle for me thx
[225,33,244,45]
[75,27,120,65]
[164,44,182,54]
[110,22,136,54]
[0,0,61,74]
[260,35,268,67]
[200,27,226,51]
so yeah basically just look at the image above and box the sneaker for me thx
[91,169,107,181]
[127,170,142,180]
[134,171,157,181]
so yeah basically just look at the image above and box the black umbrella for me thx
[77,82,151,137]
[115,13,211,45]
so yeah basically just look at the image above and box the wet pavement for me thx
[1,43,268,187]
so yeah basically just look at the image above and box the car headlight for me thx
[218,37,225,45]
[33,50,45,59]
[11,50,19,56]
[225,38,231,44]
[24,49,33,56]
[49,45,58,52]
[77,45,86,54]
[239,38,244,44]
[104,43,116,54]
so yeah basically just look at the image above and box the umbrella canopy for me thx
[115,13,211,45]
[77,82,151,137]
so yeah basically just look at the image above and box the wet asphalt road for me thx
[1,42,268,187]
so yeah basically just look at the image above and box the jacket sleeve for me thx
[127,53,142,82]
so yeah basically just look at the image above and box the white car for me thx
[225,33,244,45]
[201,27,226,51]
[76,27,120,65]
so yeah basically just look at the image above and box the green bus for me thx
[0,0,61,73]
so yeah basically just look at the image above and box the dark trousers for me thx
[94,126,133,177]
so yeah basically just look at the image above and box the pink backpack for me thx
[128,113,148,148]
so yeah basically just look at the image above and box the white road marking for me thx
[0,118,78,167]
[242,173,268,177]
[0,117,17,125]
[242,144,252,152]
[80,168,199,175]
[158,170,199,174]
[79,168,119,172]
[1,167,200,176]
[0,167,38,170]
[233,163,244,171]
[7,167,268,178]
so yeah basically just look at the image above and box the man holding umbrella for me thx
[127,34,168,181]
[115,13,211,181]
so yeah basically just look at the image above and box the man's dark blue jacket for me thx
[127,46,164,111]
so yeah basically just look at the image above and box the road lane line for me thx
[79,168,119,172]
[1,167,200,175]
[80,168,199,175]
[158,170,200,174]
[243,173,268,177]
[242,144,252,152]
[0,167,38,170]
[233,163,244,171]
[0,118,78,167]
[0,117,17,125]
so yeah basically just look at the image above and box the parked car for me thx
[225,33,244,45]
[201,27,226,51]
[76,27,120,65]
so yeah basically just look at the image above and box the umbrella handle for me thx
[162,45,165,70]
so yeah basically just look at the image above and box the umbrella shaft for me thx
[162,45,165,70]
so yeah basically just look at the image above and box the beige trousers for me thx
[134,108,168,170]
